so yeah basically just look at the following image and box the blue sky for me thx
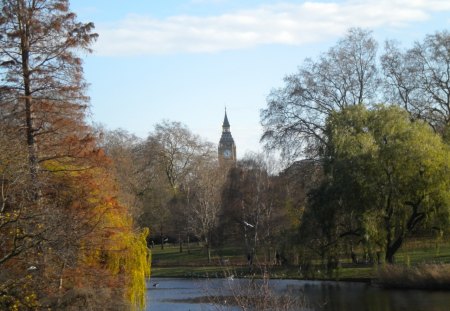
[70,0,450,157]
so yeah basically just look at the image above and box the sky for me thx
[70,0,450,158]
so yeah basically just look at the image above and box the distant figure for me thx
[351,251,358,264]
[220,257,230,265]
[376,251,381,264]
[247,253,253,266]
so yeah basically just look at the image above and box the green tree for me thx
[320,105,450,263]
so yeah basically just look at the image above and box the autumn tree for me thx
[0,119,41,308]
[0,1,149,309]
[0,0,98,306]
[0,0,98,190]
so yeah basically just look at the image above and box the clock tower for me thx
[218,109,236,166]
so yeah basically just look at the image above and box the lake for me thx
[146,278,450,311]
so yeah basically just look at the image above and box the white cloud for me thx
[94,0,450,56]
[190,0,228,4]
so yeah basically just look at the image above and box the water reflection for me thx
[146,278,450,311]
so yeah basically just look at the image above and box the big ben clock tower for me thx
[218,109,236,166]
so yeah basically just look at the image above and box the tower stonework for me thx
[218,110,236,166]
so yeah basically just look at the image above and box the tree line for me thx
[104,28,450,273]
[261,28,450,265]
[2,1,449,308]
[99,124,291,266]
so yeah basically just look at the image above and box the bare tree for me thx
[188,156,225,262]
[221,153,285,265]
[139,121,215,249]
[96,127,144,217]
[261,28,379,161]
[382,30,450,133]
[150,120,212,192]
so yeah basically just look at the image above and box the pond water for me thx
[146,278,450,311]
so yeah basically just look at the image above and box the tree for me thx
[0,121,41,308]
[150,120,212,192]
[139,121,214,249]
[188,156,225,262]
[382,30,450,134]
[97,127,144,217]
[261,28,379,160]
[278,159,326,264]
[221,153,286,264]
[0,2,149,309]
[319,105,450,263]
[0,0,98,192]
[0,1,99,306]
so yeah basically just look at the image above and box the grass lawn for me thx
[149,238,450,281]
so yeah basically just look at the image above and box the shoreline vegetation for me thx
[375,264,450,290]
[150,240,450,290]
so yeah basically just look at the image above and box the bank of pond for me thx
[146,277,450,311]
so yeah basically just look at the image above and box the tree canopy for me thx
[261,28,450,162]
[311,105,450,263]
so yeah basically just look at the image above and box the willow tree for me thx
[0,0,97,191]
[320,105,450,263]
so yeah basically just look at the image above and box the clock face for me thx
[223,149,232,158]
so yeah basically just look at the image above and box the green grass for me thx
[149,239,450,282]
[151,266,232,278]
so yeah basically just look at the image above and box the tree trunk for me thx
[385,236,403,263]
[187,235,190,254]
[160,231,164,250]
[19,2,40,199]
[207,245,211,264]
[205,236,211,263]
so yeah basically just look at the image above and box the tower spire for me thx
[223,108,230,128]
[218,108,236,166]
